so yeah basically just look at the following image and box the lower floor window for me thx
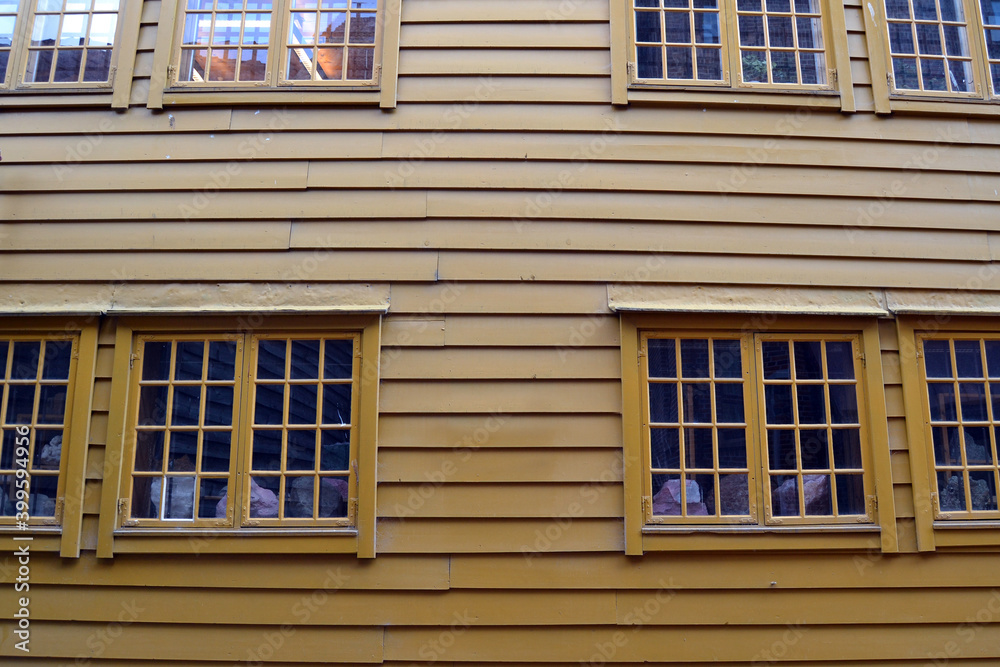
[641,331,875,526]
[121,332,358,529]
[0,335,76,525]
[917,335,1000,519]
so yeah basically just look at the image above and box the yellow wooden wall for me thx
[2,0,1000,663]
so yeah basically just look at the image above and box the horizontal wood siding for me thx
[1,0,999,663]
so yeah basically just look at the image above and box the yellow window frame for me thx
[611,0,856,110]
[0,318,99,558]
[897,317,1000,551]
[623,314,897,553]
[0,0,142,108]
[99,315,381,557]
[148,0,402,109]
[864,0,1000,114]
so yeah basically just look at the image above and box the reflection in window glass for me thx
[0,336,76,523]
[884,0,976,93]
[921,337,1000,518]
[22,0,119,84]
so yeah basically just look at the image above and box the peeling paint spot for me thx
[868,3,876,20]
[165,155,170,159]
[254,110,261,115]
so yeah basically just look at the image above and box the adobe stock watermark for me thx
[581,579,678,666]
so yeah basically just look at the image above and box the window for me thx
[0,335,78,527]
[916,336,1000,519]
[621,315,896,553]
[0,0,138,105]
[119,332,359,529]
[149,0,401,107]
[613,0,854,108]
[868,0,1000,109]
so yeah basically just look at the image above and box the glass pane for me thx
[345,45,373,78]
[33,430,62,470]
[718,428,747,467]
[771,475,800,515]
[202,431,231,472]
[320,429,350,471]
[969,471,997,510]
[916,23,943,54]
[713,340,742,378]
[163,477,196,519]
[955,341,984,378]
[143,342,172,381]
[60,14,87,46]
[650,427,681,469]
[768,16,794,48]
[800,429,829,469]
[923,340,953,378]
[715,383,744,423]
[652,474,706,515]
[285,476,314,517]
[208,341,238,381]
[171,385,201,426]
[767,429,797,470]
[175,341,205,381]
[835,474,866,514]
[167,431,197,471]
[650,382,679,423]
[940,0,965,20]
[761,341,790,379]
[286,429,316,470]
[636,11,662,41]
[719,474,750,514]
[802,474,832,514]
[258,340,286,379]
[664,11,692,42]
[991,382,1000,419]
[244,12,271,44]
[290,340,320,379]
[963,425,992,463]
[889,22,916,53]
[648,338,677,379]
[789,343,824,381]
[26,475,57,517]
[349,11,376,43]
[205,386,234,426]
[948,59,974,92]
[82,49,112,80]
[767,0,791,11]
[739,16,766,47]
[796,17,823,48]
[943,24,969,56]
[31,15,60,46]
[893,57,919,88]
[5,386,35,424]
[765,384,794,424]
[26,49,54,82]
[829,385,858,424]
[37,385,67,423]
[199,478,228,518]
[680,339,710,377]
[130,477,158,518]
[134,431,165,472]
[324,340,353,378]
[927,382,957,421]
[666,45,694,77]
[931,425,960,465]
[920,58,947,90]
[322,383,351,424]
[686,427,714,468]
[12,341,41,379]
[318,475,349,517]
[252,430,282,470]
[694,473,717,514]
[959,383,988,421]
[54,49,82,82]
[254,384,285,425]
[248,476,280,518]
[938,471,967,511]
[913,0,938,19]
[137,385,168,426]
[832,428,863,468]
[681,382,711,423]
[637,45,664,77]
[772,50,798,83]
[184,13,212,45]
[208,48,238,80]
[42,342,72,380]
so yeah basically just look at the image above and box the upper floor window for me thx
[171,0,379,87]
[877,0,999,99]
[630,0,833,89]
[0,0,123,90]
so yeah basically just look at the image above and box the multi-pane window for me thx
[642,332,874,526]
[918,337,1000,519]
[123,333,357,528]
[174,0,379,87]
[1,0,122,89]
[631,0,829,87]
[879,0,1000,98]
[0,336,77,525]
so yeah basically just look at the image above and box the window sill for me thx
[0,529,62,553]
[0,91,115,108]
[158,88,381,108]
[930,522,1000,548]
[641,524,882,551]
